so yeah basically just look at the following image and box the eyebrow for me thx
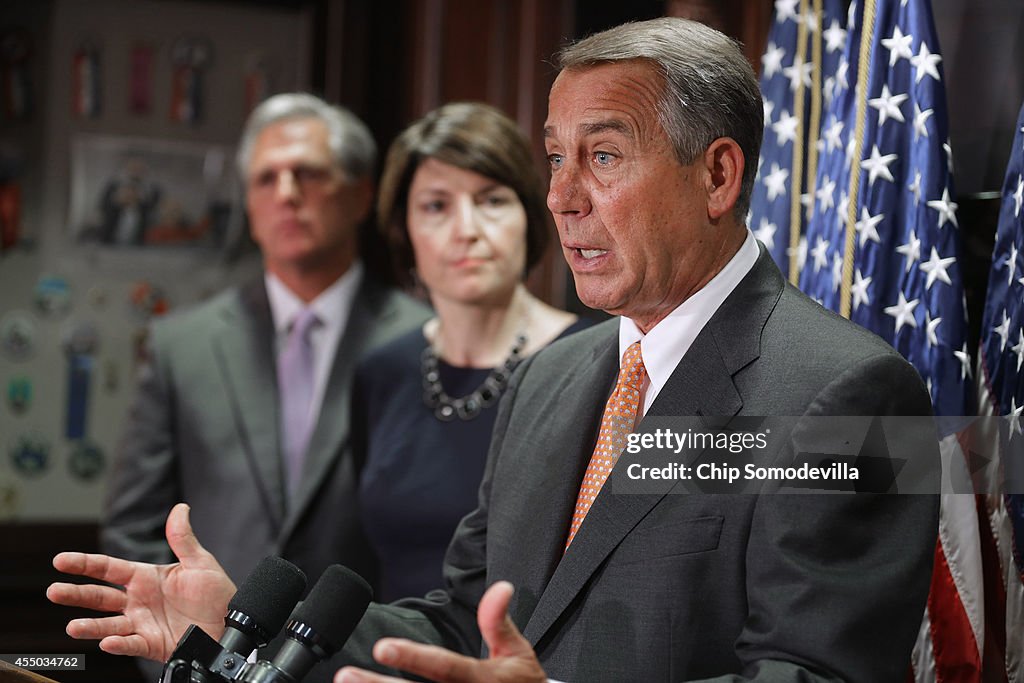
[581,120,634,138]
[543,120,635,140]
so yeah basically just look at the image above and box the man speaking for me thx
[48,18,937,683]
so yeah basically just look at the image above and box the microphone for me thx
[159,556,307,683]
[220,556,309,659]
[239,564,373,682]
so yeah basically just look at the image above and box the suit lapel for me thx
[503,330,619,629]
[281,278,401,540]
[213,280,286,529]
[522,248,783,647]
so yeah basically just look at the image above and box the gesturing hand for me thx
[46,502,237,662]
[335,581,547,683]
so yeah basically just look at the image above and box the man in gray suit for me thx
[54,19,937,683]
[101,93,429,589]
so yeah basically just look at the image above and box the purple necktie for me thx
[277,307,320,500]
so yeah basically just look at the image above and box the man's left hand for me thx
[335,581,547,683]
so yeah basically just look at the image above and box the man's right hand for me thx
[46,502,237,662]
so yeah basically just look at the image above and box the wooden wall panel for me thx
[318,0,574,304]
[316,0,773,307]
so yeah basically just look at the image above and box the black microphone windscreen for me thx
[290,565,372,654]
[229,556,308,638]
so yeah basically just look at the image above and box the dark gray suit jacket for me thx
[101,275,430,587]
[329,249,938,683]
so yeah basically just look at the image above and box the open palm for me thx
[47,503,237,662]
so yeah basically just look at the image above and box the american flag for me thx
[749,0,846,279]
[973,99,1024,683]
[752,0,1001,680]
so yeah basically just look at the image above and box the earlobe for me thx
[705,138,744,220]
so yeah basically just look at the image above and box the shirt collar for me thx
[618,230,759,406]
[265,261,364,335]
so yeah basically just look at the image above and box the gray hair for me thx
[556,18,763,218]
[235,93,377,182]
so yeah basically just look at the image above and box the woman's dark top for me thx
[353,318,593,602]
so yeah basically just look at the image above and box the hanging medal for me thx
[0,28,32,121]
[169,36,212,124]
[72,39,101,118]
[61,320,99,440]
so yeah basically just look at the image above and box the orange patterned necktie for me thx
[565,341,647,549]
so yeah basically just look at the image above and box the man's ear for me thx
[703,137,744,220]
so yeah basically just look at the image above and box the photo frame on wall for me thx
[68,134,240,255]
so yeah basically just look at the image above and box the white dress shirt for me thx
[618,230,760,415]
[265,262,363,428]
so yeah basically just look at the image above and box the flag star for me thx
[918,246,956,289]
[994,310,1011,352]
[801,192,814,221]
[845,135,857,165]
[913,105,933,141]
[823,19,847,53]
[884,292,919,333]
[868,84,908,126]
[907,170,923,205]
[823,116,844,152]
[763,98,775,127]
[954,342,972,381]
[855,207,884,248]
[755,218,777,250]
[792,235,809,271]
[775,0,799,23]
[911,40,942,83]
[925,312,942,347]
[824,76,836,104]
[836,60,849,92]
[943,140,954,173]
[772,109,800,145]
[763,162,790,201]
[831,253,843,292]
[761,42,786,79]
[881,25,914,66]
[1013,175,1023,217]
[801,7,819,33]
[851,269,872,310]
[1009,397,1024,441]
[1012,329,1024,372]
[1006,242,1018,286]
[811,236,830,273]
[784,55,814,92]
[861,145,899,186]
[926,187,959,228]
[896,230,922,272]
[837,192,850,221]
[816,175,836,212]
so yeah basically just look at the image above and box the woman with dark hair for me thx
[355,102,591,601]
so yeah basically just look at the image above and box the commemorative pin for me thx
[130,280,170,319]
[0,482,19,518]
[0,310,36,362]
[9,433,49,478]
[6,376,31,414]
[68,439,105,482]
[34,274,72,317]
